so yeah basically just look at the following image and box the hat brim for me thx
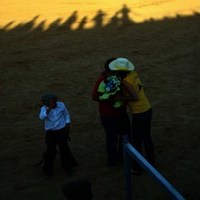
[108,59,134,71]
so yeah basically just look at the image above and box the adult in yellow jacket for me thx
[109,58,155,173]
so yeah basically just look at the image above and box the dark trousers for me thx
[101,113,131,166]
[131,108,155,169]
[43,127,77,174]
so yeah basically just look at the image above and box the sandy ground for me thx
[0,1,200,200]
[1,0,200,28]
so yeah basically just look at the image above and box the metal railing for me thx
[123,135,186,200]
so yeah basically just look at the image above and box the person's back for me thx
[92,71,127,116]
[123,71,151,114]
[109,57,155,172]
[92,58,131,167]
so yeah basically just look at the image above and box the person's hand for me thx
[46,106,52,114]
[46,100,56,114]
[49,100,56,108]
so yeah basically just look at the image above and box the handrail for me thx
[123,135,186,200]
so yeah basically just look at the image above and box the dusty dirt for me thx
[0,2,200,200]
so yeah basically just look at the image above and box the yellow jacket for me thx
[123,71,151,113]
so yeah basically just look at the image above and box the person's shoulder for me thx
[130,71,138,76]
[127,71,139,79]
[57,102,69,110]
[99,72,106,79]
[57,101,65,107]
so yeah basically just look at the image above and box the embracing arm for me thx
[122,80,139,101]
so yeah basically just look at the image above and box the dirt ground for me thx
[0,2,200,200]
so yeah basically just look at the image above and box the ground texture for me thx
[0,3,200,200]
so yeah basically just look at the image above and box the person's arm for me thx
[62,103,71,125]
[39,101,55,120]
[62,103,71,140]
[122,79,139,101]
[92,77,103,102]
[39,106,48,120]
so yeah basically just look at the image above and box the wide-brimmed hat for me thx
[108,58,135,71]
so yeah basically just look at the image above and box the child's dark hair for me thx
[41,93,58,106]
[104,58,116,71]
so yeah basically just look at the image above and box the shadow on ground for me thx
[0,5,200,200]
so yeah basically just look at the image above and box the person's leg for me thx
[131,113,143,171]
[131,114,143,154]
[118,113,131,161]
[141,109,155,166]
[101,116,118,167]
[57,127,77,172]
[43,131,57,177]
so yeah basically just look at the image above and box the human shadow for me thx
[0,4,135,34]
[59,10,78,31]
[14,16,40,32]
[0,6,200,200]
[118,4,134,25]
[91,9,107,28]
[77,16,88,30]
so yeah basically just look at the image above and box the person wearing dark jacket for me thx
[92,58,131,167]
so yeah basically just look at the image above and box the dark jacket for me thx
[92,72,127,116]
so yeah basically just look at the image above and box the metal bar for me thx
[123,136,133,200]
[123,135,185,200]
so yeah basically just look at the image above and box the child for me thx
[39,93,77,178]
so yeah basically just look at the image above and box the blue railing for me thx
[123,135,186,200]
